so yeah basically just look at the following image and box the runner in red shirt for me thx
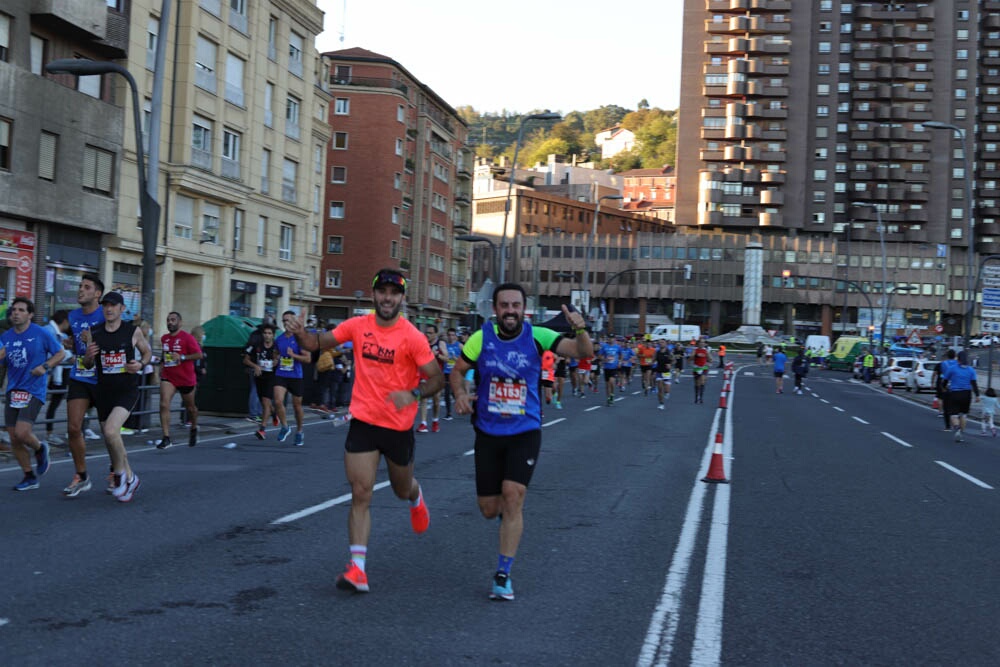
[158,311,203,448]
[691,337,712,404]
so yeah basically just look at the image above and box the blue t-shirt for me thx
[621,348,635,367]
[1,323,62,401]
[599,343,622,369]
[275,333,303,378]
[942,363,977,391]
[773,351,788,373]
[444,341,462,374]
[68,307,105,384]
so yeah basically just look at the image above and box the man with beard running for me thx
[450,283,593,601]
[285,268,442,593]
[157,311,203,449]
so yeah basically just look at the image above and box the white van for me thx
[805,334,831,355]
[648,324,702,342]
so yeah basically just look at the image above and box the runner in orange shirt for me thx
[637,335,657,396]
[287,268,443,593]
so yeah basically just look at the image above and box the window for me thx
[281,158,297,204]
[264,82,274,127]
[30,35,46,75]
[1,118,11,170]
[192,115,212,169]
[331,166,346,183]
[82,145,114,195]
[279,224,292,261]
[146,17,159,70]
[334,64,351,83]
[310,225,319,255]
[327,235,344,254]
[288,31,303,77]
[225,53,244,106]
[325,270,342,289]
[957,49,968,60]
[39,131,57,181]
[77,64,102,99]
[267,16,277,60]
[392,207,400,224]
[818,42,831,54]
[229,0,247,32]
[233,208,243,251]
[333,132,348,149]
[257,216,267,255]
[286,95,300,140]
[334,98,350,115]
[394,172,402,189]
[957,29,969,41]
[329,201,345,219]
[395,138,403,156]
[195,36,217,92]
[222,129,240,179]
[817,84,830,96]
[174,195,194,239]
[202,202,220,243]
[260,148,270,193]
[0,13,10,62]
[313,185,320,213]
[397,104,405,122]
[814,169,827,181]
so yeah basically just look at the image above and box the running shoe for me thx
[63,474,92,498]
[336,562,369,593]
[277,425,291,442]
[156,436,172,450]
[658,404,665,410]
[606,396,613,406]
[431,420,440,433]
[294,432,304,447]
[188,428,198,447]
[13,476,39,492]
[554,401,562,410]
[272,416,279,427]
[954,428,964,443]
[84,428,101,440]
[416,422,429,433]
[120,427,136,435]
[46,434,65,446]
[410,494,430,534]
[255,429,265,440]
[244,416,260,423]
[35,441,50,476]
[490,572,514,601]
[115,473,141,503]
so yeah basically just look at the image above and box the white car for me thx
[879,357,915,387]
[969,336,1000,348]
[905,359,941,393]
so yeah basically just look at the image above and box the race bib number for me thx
[101,351,128,374]
[9,390,30,409]
[260,358,274,372]
[487,377,527,416]
[75,357,96,378]
[659,372,672,382]
[163,351,179,367]
[280,356,294,370]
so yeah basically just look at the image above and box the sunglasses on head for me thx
[372,271,406,291]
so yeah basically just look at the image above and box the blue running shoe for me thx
[294,432,304,447]
[490,572,514,601]
[277,425,291,442]
[36,441,50,476]
[13,476,39,492]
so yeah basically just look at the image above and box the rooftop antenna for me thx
[338,0,347,43]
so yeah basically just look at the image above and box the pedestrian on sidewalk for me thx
[980,387,998,437]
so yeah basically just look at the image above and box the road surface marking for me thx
[464,449,474,456]
[833,406,845,412]
[632,391,642,395]
[821,399,830,404]
[852,416,870,424]
[935,461,995,489]
[811,392,819,398]
[585,406,602,412]
[742,372,754,376]
[830,378,843,383]
[881,432,912,448]
[543,418,566,427]
[271,481,391,524]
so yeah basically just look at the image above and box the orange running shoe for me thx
[410,494,430,534]
[335,562,369,592]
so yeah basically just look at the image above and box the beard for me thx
[167,324,178,334]
[497,311,523,337]
[375,299,402,322]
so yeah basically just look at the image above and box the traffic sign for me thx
[906,330,922,346]
[934,324,944,333]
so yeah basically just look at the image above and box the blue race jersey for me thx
[275,333,303,378]
[599,343,622,369]
[1,323,62,401]
[773,351,788,373]
[68,307,105,384]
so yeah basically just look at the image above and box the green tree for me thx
[582,105,631,136]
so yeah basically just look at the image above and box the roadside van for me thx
[805,335,831,356]
[827,335,871,371]
[648,324,702,342]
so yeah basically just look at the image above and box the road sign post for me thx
[980,263,1000,389]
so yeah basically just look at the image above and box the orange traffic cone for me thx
[719,391,728,409]
[702,430,729,484]
[932,397,940,410]
[886,384,893,394]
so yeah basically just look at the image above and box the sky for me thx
[315,0,684,115]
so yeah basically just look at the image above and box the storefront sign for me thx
[0,228,36,299]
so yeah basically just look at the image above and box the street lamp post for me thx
[498,112,561,283]
[925,120,976,346]
[353,289,364,316]
[583,194,623,321]
[852,201,889,346]
[456,234,497,283]
[45,58,161,323]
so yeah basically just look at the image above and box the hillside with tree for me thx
[456,102,677,172]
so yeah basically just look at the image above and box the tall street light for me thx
[498,111,561,283]
[852,201,888,346]
[583,194,624,321]
[46,58,161,324]
[456,234,497,283]
[925,120,976,345]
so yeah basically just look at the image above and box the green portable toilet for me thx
[196,315,261,415]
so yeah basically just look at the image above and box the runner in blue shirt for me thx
[0,297,65,491]
[942,350,980,442]
[598,338,623,405]
[773,345,788,394]
[275,310,312,445]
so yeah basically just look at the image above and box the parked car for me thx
[852,355,887,380]
[905,359,941,393]
[880,357,915,386]
[969,336,1000,348]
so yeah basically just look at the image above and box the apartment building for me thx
[0,0,127,316]
[318,47,472,328]
[85,0,331,326]
[620,167,676,222]
[675,0,992,337]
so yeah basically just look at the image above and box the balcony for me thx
[285,121,300,141]
[282,183,297,204]
[229,8,248,33]
[221,158,240,181]
[192,148,212,171]
[330,75,408,96]
[455,193,471,206]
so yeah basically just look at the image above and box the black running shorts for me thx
[344,417,415,467]
[473,428,542,497]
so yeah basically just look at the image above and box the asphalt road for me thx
[1,359,998,666]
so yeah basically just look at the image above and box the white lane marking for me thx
[0,617,8,627]
[585,406,602,412]
[934,461,995,490]
[463,449,474,456]
[852,416,870,425]
[830,378,843,383]
[811,393,819,398]
[543,418,566,427]
[742,372,754,376]
[833,406,845,412]
[881,432,912,448]
[272,481,391,524]
[820,399,830,404]
[638,410,720,666]
[615,397,625,402]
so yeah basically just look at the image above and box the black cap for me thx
[100,291,125,306]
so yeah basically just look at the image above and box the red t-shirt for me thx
[577,357,592,372]
[692,347,710,368]
[160,330,201,387]
[332,314,434,432]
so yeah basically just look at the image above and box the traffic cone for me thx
[719,391,727,408]
[886,384,893,394]
[932,397,940,410]
[702,430,729,484]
